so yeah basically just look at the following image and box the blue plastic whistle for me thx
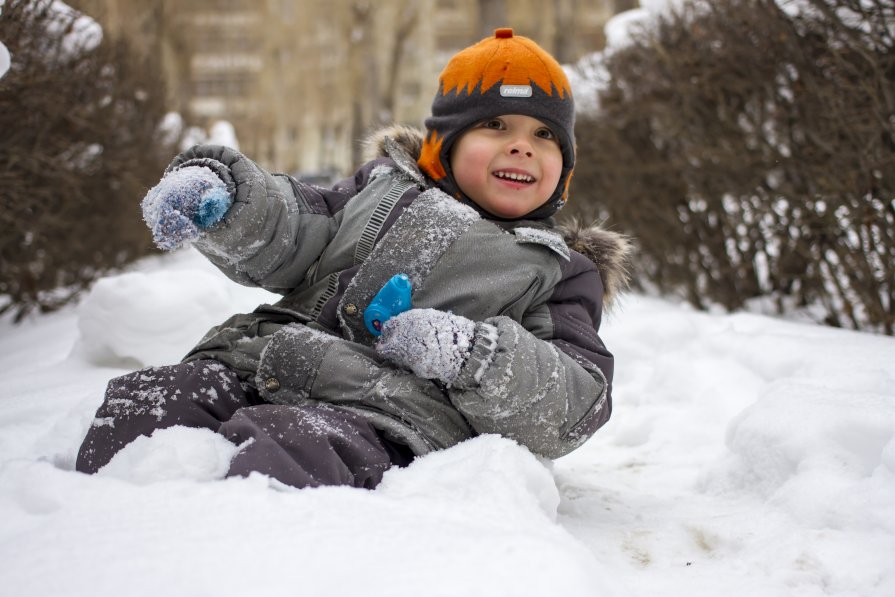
[364,274,413,336]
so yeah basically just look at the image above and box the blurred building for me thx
[73,0,633,176]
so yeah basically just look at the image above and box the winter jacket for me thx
[178,126,630,459]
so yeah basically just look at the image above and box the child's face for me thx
[449,114,563,219]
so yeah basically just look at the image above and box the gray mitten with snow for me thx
[376,308,477,385]
[141,165,233,251]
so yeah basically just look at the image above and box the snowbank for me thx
[1,249,893,596]
[74,248,277,367]
[2,431,611,596]
[556,297,895,596]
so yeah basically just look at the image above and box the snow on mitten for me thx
[376,308,476,384]
[141,165,232,251]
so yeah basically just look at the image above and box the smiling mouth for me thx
[493,170,536,184]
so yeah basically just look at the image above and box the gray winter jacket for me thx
[178,127,630,459]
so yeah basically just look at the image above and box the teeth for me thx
[495,171,534,183]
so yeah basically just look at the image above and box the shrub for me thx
[0,0,173,321]
[569,0,895,333]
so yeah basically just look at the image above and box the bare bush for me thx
[0,0,173,321]
[569,0,895,333]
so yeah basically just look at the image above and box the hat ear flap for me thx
[418,131,447,181]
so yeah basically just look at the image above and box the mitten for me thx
[376,308,476,384]
[141,165,232,250]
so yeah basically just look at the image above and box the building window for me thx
[193,75,252,97]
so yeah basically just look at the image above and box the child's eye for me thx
[535,127,555,140]
[481,119,505,130]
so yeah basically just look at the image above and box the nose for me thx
[505,125,534,157]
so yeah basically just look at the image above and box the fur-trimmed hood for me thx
[363,125,633,306]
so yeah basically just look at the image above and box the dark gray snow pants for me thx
[76,360,412,489]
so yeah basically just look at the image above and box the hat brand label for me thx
[500,85,532,98]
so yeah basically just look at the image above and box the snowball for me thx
[96,426,240,484]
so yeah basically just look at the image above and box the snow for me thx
[45,0,102,56]
[140,165,232,250]
[172,119,241,152]
[75,249,276,367]
[0,2,101,79]
[604,8,652,49]
[1,249,892,596]
[567,0,682,113]
[208,120,240,150]
[0,40,9,80]
[157,112,185,146]
[377,307,477,384]
[97,426,241,484]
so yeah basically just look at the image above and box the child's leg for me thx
[78,359,405,489]
[76,359,256,473]
[219,403,399,489]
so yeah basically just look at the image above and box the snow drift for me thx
[1,248,892,596]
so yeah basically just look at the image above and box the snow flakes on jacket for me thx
[363,125,631,306]
[177,126,631,459]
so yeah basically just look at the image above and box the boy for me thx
[76,29,630,489]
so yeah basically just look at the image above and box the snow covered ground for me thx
[1,249,892,597]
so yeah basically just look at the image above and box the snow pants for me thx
[76,360,412,489]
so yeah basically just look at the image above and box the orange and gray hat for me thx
[418,28,575,219]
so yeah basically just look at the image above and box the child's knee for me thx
[78,361,252,474]
[99,360,243,420]
[221,404,394,489]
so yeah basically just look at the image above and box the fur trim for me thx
[556,219,633,307]
[362,124,425,163]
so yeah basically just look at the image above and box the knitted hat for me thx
[418,28,575,220]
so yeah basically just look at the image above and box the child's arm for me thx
[377,263,611,459]
[142,144,360,294]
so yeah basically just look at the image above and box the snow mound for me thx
[75,269,236,367]
[705,380,895,530]
[370,435,616,596]
[97,426,241,484]
[3,266,895,595]
[74,250,276,367]
[380,434,560,521]
[0,436,614,597]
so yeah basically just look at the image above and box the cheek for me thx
[452,144,490,187]
[541,153,563,189]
